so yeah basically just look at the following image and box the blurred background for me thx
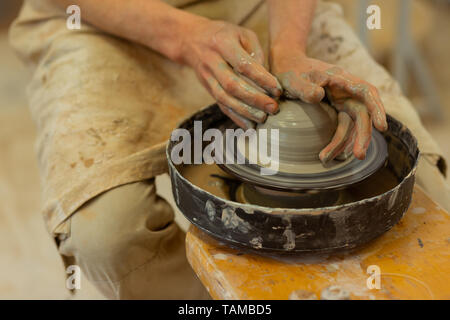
[0,0,449,299]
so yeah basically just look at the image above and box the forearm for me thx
[51,0,208,63]
[51,0,282,129]
[267,0,317,62]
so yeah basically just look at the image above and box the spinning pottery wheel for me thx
[218,99,388,207]
[167,103,419,254]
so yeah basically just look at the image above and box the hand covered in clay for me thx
[181,20,282,129]
[271,53,388,162]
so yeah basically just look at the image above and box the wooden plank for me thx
[186,186,450,300]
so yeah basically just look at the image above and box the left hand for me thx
[271,52,388,162]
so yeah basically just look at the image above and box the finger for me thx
[278,72,325,103]
[207,55,279,114]
[319,112,353,163]
[218,37,282,97]
[327,73,387,131]
[218,103,255,130]
[335,126,356,161]
[349,104,372,160]
[239,30,265,65]
[201,68,267,123]
[334,99,372,160]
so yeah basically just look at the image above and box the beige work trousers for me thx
[10,0,449,300]
[58,179,210,299]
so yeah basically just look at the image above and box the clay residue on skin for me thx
[277,71,324,103]
[319,111,353,163]
[240,103,267,122]
[324,66,342,76]
[333,99,371,156]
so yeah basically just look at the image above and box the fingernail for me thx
[249,108,267,123]
[255,113,268,123]
[319,150,332,164]
[275,78,282,91]
[320,155,330,164]
[267,83,282,98]
[375,113,388,131]
[242,120,256,130]
[272,87,283,97]
[316,87,325,101]
[265,103,278,114]
[272,107,280,115]
[268,78,283,97]
[336,149,352,161]
[355,150,366,160]
[375,121,386,132]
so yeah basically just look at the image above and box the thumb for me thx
[277,72,325,103]
[301,82,325,103]
[286,79,325,103]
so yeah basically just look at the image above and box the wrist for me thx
[175,16,211,66]
[141,8,209,65]
[270,43,307,73]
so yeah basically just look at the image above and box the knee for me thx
[60,180,178,281]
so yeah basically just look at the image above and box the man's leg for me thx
[10,2,215,298]
[415,155,450,210]
[59,180,209,299]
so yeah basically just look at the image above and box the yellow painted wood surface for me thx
[186,186,450,300]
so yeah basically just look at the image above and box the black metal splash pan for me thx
[167,104,419,254]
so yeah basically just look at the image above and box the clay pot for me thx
[257,99,337,165]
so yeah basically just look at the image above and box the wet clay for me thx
[180,163,398,208]
[255,99,339,172]
[240,99,354,175]
[225,99,388,191]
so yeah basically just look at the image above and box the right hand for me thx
[180,19,282,129]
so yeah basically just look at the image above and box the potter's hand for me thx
[48,2,281,129]
[272,54,388,161]
[181,20,282,129]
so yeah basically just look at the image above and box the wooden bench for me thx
[186,186,450,300]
